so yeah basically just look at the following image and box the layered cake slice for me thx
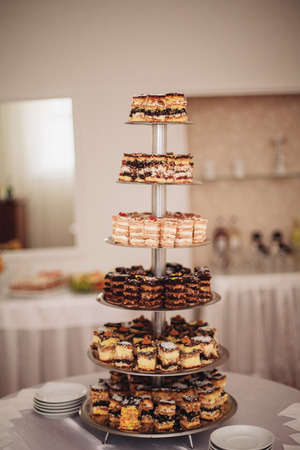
[139,276,164,309]
[160,218,177,247]
[178,336,201,369]
[193,216,208,244]
[157,341,180,372]
[206,370,227,390]
[103,272,114,303]
[143,216,160,247]
[183,274,200,306]
[118,153,136,181]
[175,217,194,247]
[164,276,186,309]
[179,395,201,430]
[195,335,219,365]
[195,266,212,302]
[173,154,193,183]
[108,393,124,428]
[144,94,166,122]
[129,217,145,246]
[97,330,119,363]
[197,386,223,422]
[122,276,141,308]
[119,397,142,431]
[154,399,176,432]
[108,273,128,306]
[128,93,188,123]
[139,394,154,432]
[136,336,157,372]
[164,93,188,122]
[170,382,195,407]
[144,154,166,182]
[134,383,152,397]
[113,212,130,245]
[151,387,172,404]
[114,325,134,342]
[129,95,147,121]
[90,381,110,425]
[164,327,181,345]
[133,155,149,182]
[114,341,134,369]
[90,327,106,358]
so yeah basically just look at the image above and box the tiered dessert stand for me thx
[80,121,237,448]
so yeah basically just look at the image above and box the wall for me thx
[187,94,300,268]
[0,0,300,276]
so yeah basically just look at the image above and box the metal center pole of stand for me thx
[151,124,167,388]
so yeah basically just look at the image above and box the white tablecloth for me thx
[1,370,300,450]
[0,290,142,398]
[201,271,300,388]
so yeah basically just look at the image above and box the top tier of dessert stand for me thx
[80,121,237,449]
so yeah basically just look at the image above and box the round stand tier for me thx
[87,345,229,377]
[125,121,194,125]
[116,180,203,185]
[97,291,221,312]
[104,236,210,248]
[79,395,237,442]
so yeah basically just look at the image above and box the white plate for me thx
[34,382,88,403]
[33,403,81,414]
[33,405,79,419]
[34,396,86,408]
[209,442,273,450]
[210,425,274,450]
[33,398,84,410]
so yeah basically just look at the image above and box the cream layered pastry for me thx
[112,212,207,247]
[128,93,188,123]
[118,152,193,184]
[136,336,157,371]
[157,341,180,372]
[114,341,134,369]
[90,314,219,372]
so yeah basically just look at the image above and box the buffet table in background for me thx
[203,271,300,389]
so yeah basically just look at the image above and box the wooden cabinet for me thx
[0,199,27,248]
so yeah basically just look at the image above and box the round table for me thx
[2,370,300,450]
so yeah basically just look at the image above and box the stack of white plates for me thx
[209,425,274,450]
[33,382,88,419]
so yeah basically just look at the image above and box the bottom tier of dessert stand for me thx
[79,395,237,448]
[82,302,235,447]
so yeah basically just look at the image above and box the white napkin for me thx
[0,434,13,450]
[285,420,300,432]
[283,446,300,450]
[279,404,300,419]
[0,406,22,420]
[290,434,300,445]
